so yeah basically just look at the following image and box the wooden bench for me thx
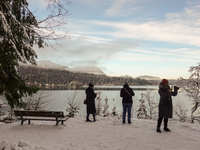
[14,110,69,126]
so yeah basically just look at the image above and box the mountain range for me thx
[137,75,161,80]
[19,60,106,76]
[19,60,162,80]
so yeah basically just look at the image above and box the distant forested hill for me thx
[18,66,158,87]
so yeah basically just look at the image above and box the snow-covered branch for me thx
[177,62,200,123]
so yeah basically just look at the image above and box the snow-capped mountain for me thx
[120,75,133,78]
[37,60,71,71]
[19,60,106,75]
[137,75,161,80]
[72,66,106,75]
[37,61,106,75]
[19,60,71,71]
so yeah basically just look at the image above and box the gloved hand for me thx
[174,86,180,90]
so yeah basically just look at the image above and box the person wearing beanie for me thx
[157,79,179,133]
[85,83,97,122]
[120,83,135,124]
[89,83,94,88]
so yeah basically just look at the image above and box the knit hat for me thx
[123,83,129,89]
[162,79,169,84]
[89,83,94,87]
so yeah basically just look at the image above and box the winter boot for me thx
[86,119,92,122]
[164,127,171,132]
[157,127,161,133]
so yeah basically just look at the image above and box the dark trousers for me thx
[123,103,132,122]
[86,113,95,120]
[157,117,168,128]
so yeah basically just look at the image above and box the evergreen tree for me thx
[96,93,102,116]
[137,93,148,119]
[103,96,109,117]
[0,0,41,108]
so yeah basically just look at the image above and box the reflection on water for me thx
[83,85,159,91]
[39,86,82,90]
[40,85,159,91]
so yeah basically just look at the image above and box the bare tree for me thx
[143,91,158,119]
[173,99,188,122]
[177,62,200,123]
[22,91,54,111]
[34,0,71,46]
[65,90,80,118]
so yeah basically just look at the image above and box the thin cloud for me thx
[127,48,200,60]
[104,0,153,17]
[111,51,197,63]
[34,37,139,65]
[85,17,200,47]
[186,0,200,5]
[73,4,200,47]
[105,0,140,17]
[60,38,138,59]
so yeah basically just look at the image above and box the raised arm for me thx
[172,89,178,96]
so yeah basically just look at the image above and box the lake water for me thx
[0,86,197,120]
[30,85,195,120]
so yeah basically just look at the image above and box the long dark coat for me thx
[158,83,178,118]
[86,87,97,114]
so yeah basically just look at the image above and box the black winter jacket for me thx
[120,85,135,103]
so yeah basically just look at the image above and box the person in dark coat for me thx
[86,83,97,122]
[120,83,135,124]
[157,79,179,133]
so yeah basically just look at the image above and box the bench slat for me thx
[14,110,64,117]
[16,117,68,121]
[17,118,67,121]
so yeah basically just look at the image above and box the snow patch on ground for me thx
[0,117,200,150]
[0,122,4,125]
[0,140,47,150]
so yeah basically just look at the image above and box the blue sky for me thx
[27,0,200,79]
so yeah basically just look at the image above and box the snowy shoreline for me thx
[0,117,200,150]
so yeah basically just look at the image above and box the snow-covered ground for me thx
[0,117,200,150]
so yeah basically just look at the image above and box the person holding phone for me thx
[157,79,179,133]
